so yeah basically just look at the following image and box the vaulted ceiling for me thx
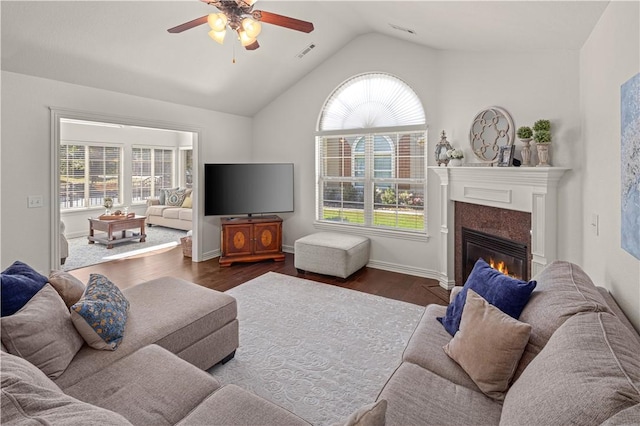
[1,1,608,116]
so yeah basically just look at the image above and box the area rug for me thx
[63,226,187,271]
[208,272,425,426]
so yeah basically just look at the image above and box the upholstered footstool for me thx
[294,232,370,279]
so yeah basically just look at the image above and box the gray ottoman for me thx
[294,232,370,279]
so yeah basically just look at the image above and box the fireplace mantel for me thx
[430,166,569,289]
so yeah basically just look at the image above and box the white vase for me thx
[536,144,550,167]
[449,158,463,167]
[519,138,532,167]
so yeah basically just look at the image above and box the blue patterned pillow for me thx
[70,274,130,351]
[438,258,537,336]
[1,261,49,317]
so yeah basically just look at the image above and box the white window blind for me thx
[60,144,122,210]
[316,73,427,233]
[131,147,175,203]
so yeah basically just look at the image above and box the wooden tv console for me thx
[219,215,285,267]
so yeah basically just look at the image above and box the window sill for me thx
[313,221,430,242]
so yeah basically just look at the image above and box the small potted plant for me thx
[446,148,464,167]
[533,119,552,166]
[516,126,533,166]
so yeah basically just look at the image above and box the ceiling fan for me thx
[168,0,314,51]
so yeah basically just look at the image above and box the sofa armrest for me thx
[147,198,160,207]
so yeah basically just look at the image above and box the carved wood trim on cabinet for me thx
[219,215,285,267]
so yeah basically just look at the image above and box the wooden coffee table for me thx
[88,215,147,249]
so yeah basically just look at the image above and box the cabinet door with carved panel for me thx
[222,224,253,257]
[253,222,281,255]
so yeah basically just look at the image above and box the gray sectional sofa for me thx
[378,261,640,425]
[1,275,309,425]
[2,261,639,425]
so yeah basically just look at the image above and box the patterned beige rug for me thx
[208,272,424,426]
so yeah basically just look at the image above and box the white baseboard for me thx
[365,259,442,281]
[202,249,221,261]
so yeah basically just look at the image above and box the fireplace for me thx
[430,166,568,289]
[462,228,528,282]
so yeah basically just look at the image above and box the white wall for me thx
[1,71,253,273]
[253,32,583,279]
[581,1,640,331]
[439,50,583,265]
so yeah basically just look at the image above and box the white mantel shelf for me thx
[429,166,569,289]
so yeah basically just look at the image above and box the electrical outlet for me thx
[27,195,43,208]
[591,213,599,236]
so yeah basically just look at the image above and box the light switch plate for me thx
[28,195,43,208]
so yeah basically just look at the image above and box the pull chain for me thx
[232,42,236,64]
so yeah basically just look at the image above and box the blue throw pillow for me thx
[1,261,49,317]
[70,274,130,350]
[438,258,537,336]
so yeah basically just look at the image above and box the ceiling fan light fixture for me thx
[238,30,257,47]
[208,13,227,32]
[242,17,262,39]
[208,29,226,44]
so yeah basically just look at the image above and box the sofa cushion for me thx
[335,400,387,426]
[182,194,192,208]
[443,289,531,401]
[1,260,49,317]
[64,344,220,425]
[514,261,613,377]
[146,205,172,217]
[378,362,502,426]
[403,304,480,392]
[0,351,61,393]
[176,384,311,426]
[54,276,237,389]
[163,207,182,219]
[438,258,536,336]
[70,274,130,351]
[1,284,84,379]
[601,405,640,425]
[1,371,131,425]
[179,208,193,221]
[48,270,85,308]
[501,312,640,426]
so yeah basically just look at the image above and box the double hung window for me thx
[316,73,427,233]
[59,144,122,210]
[131,147,174,202]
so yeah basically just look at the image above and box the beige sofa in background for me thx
[145,188,192,231]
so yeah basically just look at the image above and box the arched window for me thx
[316,73,427,233]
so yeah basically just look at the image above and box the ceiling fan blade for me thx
[254,10,314,33]
[167,15,208,33]
[245,40,260,50]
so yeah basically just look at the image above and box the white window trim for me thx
[59,141,123,212]
[315,127,429,237]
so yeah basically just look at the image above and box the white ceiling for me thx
[1,1,609,117]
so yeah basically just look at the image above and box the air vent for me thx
[389,23,416,35]
[296,43,316,59]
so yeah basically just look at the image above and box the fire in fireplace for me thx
[462,228,528,282]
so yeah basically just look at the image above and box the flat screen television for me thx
[204,163,294,216]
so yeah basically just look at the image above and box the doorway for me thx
[50,108,201,270]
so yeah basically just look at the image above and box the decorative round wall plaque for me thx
[469,106,515,163]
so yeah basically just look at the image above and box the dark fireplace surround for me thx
[455,202,532,285]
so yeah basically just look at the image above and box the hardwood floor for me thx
[69,247,450,307]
